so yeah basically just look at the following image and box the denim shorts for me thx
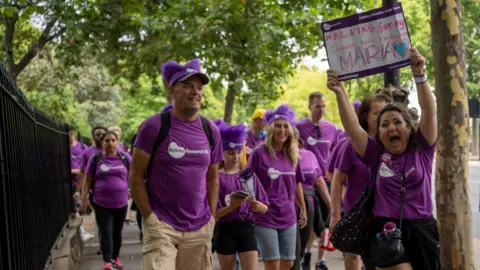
[255,224,297,261]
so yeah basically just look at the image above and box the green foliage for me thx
[271,66,354,127]
[17,48,123,139]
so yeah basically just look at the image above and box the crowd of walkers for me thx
[71,47,439,270]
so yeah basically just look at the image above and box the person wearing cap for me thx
[215,123,269,270]
[130,58,223,270]
[295,92,338,270]
[246,109,267,156]
[248,104,307,270]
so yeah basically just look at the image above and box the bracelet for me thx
[414,74,427,84]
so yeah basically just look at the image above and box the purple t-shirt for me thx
[70,142,85,188]
[135,113,223,232]
[336,128,345,141]
[296,118,338,179]
[299,149,322,189]
[247,144,305,229]
[246,130,264,156]
[86,154,131,208]
[217,171,269,222]
[81,146,103,169]
[360,129,435,219]
[326,137,349,175]
[335,139,371,213]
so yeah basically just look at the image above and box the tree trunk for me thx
[430,0,474,269]
[472,118,478,157]
[223,74,238,124]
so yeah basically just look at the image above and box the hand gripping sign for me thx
[321,3,412,81]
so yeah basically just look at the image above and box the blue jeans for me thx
[255,224,297,261]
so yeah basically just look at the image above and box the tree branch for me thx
[11,18,63,80]
[3,12,19,74]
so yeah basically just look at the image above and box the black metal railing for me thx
[0,64,72,270]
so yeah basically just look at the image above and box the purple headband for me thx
[161,104,173,113]
[161,58,210,87]
[220,123,246,151]
[264,104,296,125]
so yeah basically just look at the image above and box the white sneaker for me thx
[81,232,95,242]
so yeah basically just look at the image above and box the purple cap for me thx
[161,59,210,87]
[220,123,246,150]
[161,104,173,113]
[264,104,296,125]
[352,100,361,112]
[214,118,227,129]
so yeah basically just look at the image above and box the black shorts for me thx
[369,216,440,269]
[215,220,257,255]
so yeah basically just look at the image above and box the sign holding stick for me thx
[321,3,412,81]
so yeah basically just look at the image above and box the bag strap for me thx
[145,111,171,176]
[399,160,408,229]
[91,152,103,190]
[117,152,130,170]
[200,116,214,151]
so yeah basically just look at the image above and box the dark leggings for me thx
[93,204,128,263]
[291,197,315,270]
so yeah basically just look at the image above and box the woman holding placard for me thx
[326,48,440,270]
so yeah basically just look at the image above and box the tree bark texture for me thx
[223,74,237,124]
[430,0,474,269]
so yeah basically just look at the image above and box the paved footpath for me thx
[79,213,480,270]
[79,214,345,270]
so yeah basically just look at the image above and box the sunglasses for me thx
[315,126,321,139]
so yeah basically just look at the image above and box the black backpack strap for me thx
[117,152,130,170]
[91,152,103,190]
[145,111,171,176]
[200,116,214,151]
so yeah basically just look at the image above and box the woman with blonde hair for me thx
[248,104,307,270]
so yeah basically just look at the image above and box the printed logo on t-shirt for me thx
[267,167,295,180]
[99,164,124,172]
[405,166,416,177]
[307,136,330,146]
[303,170,315,175]
[167,142,209,159]
[379,162,395,177]
[381,153,391,163]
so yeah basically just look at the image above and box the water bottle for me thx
[383,222,396,235]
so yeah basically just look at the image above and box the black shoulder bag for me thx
[369,160,407,267]
[330,156,380,256]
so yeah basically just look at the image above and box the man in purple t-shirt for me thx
[78,126,107,196]
[296,92,338,270]
[130,58,223,270]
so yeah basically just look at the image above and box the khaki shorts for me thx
[141,213,215,270]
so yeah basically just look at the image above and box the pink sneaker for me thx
[103,262,114,270]
[112,258,125,269]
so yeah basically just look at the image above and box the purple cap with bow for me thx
[161,59,210,87]
[220,123,246,151]
[264,104,296,125]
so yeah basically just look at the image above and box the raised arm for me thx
[326,70,369,156]
[412,48,437,146]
